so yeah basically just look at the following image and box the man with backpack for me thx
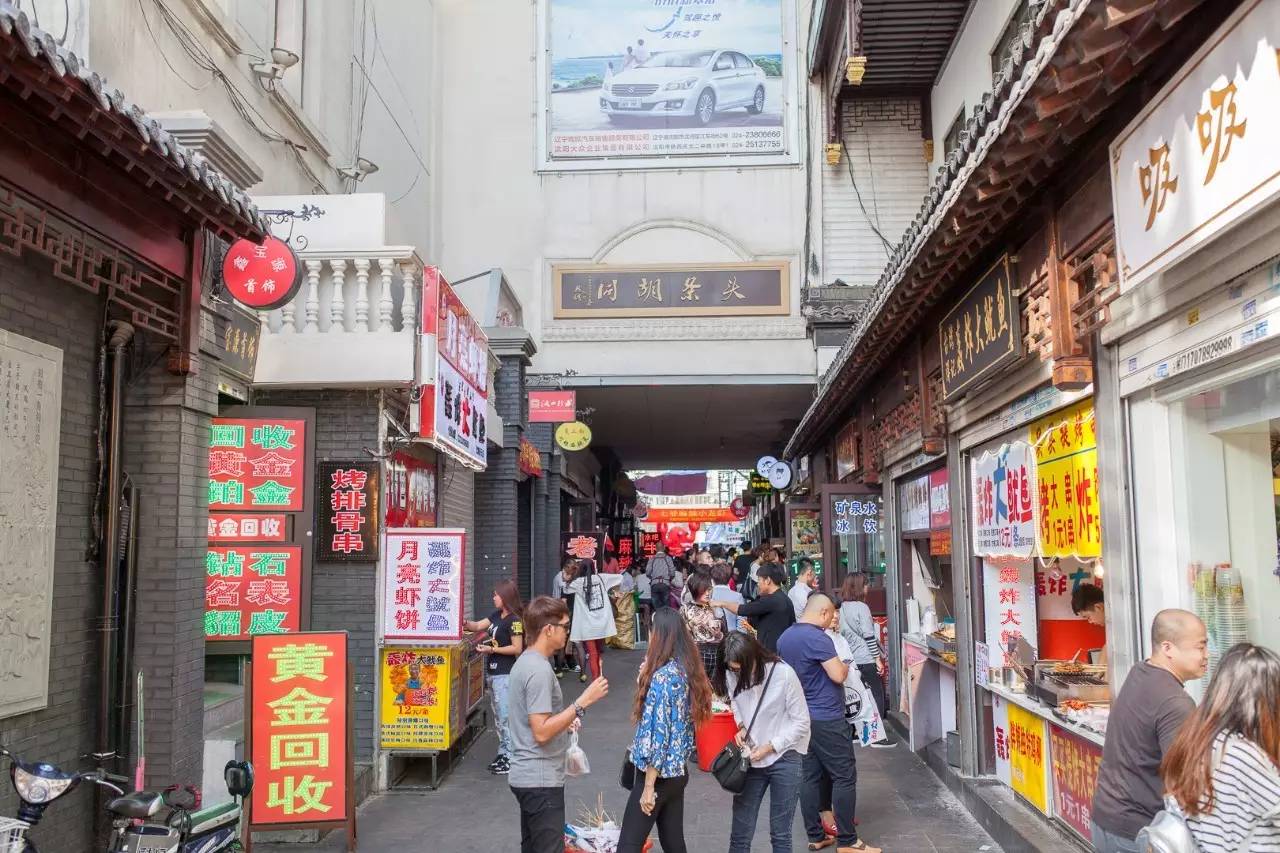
[646,550,676,611]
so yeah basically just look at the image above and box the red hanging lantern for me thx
[221,235,304,311]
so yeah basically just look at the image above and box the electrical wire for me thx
[351,54,432,178]
[841,138,894,255]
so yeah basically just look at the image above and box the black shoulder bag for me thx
[710,663,776,794]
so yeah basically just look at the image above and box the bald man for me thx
[1091,609,1208,852]
[778,594,880,853]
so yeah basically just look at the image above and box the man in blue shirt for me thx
[778,594,879,853]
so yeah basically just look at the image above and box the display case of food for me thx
[1030,661,1109,706]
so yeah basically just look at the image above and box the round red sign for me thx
[730,496,748,520]
[220,236,304,311]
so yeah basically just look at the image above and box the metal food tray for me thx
[926,633,957,654]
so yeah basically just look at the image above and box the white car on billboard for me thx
[600,49,767,126]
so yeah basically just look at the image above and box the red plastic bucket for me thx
[695,710,738,771]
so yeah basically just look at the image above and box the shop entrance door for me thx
[819,484,886,596]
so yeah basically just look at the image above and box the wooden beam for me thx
[1104,0,1159,29]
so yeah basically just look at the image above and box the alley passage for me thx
[260,649,1000,853]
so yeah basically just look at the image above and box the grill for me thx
[611,84,659,97]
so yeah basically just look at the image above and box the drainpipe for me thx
[98,321,133,766]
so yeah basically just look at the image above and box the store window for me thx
[1130,360,1280,675]
[829,493,885,588]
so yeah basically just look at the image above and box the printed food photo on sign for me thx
[547,0,790,163]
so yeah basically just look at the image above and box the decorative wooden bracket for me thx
[846,0,867,84]
[1045,206,1093,390]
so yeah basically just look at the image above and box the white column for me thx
[329,258,347,332]
[302,260,322,333]
[280,293,297,333]
[400,262,417,331]
[377,258,395,332]
[354,258,371,333]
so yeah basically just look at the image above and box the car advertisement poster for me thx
[546,0,790,164]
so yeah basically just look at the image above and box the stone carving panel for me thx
[0,331,62,719]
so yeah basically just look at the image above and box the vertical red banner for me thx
[1049,723,1103,841]
[205,546,303,640]
[209,418,307,511]
[251,632,349,826]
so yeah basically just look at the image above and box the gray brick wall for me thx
[253,389,381,762]
[527,421,562,599]
[473,356,525,611]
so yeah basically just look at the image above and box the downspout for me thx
[114,485,140,757]
[98,321,134,766]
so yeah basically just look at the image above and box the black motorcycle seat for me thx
[106,791,163,819]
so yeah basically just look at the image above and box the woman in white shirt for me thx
[713,631,810,853]
[1160,642,1280,853]
[567,558,624,680]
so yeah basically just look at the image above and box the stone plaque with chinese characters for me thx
[554,263,789,318]
[0,332,61,720]
[939,255,1021,402]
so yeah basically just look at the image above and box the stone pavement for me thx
[259,649,1001,853]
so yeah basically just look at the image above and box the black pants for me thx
[801,719,858,846]
[858,662,888,717]
[651,582,671,610]
[510,786,565,853]
[618,770,688,853]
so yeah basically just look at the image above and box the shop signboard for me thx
[1030,400,1100,559]
[616,534,636,571]
[554,263,789,318]
[749,472,772,496]
[971,441,1036,558]
[929,469,950,528]
[1110,1,1280,292]
[644,507,738,523]
[831,497,880,536]
[249,632,349,826]
[215,304,261,381]
[562,530,606,573]
[1049,723,1103,842]
[639,530,662,560]
[789,509,821,557]
[419,267,489,470]
[205,546,303,640]
[835,420,859,480]
[209,418,307,512]
[991,693,1013,788]
[1007,702,1050,814]
[221,235,305,312]
[899,475,931,533]
[529,390,577,422]
[939,255,1020,402]
[384,453,437,528]
[982,557,1038,669]
[518,437,545,477]
[929,530,951,556]
[315,462,380,563]
[383,529,467,642]
[378,647,453,750]
[208,513,289,543]
[541,0,796,169]
[555,421,592,451]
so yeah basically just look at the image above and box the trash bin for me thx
[694,710,738,772]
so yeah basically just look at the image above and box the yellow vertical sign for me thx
[1030,399,1101,558]
[379,647,453,750]
[1007,703,1049,813]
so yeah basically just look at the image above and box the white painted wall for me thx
[432,0,817,384]
[928,0,1018,177]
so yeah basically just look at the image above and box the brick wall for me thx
[473,356,525,613]
[253,389,381,762]
[527,421,561,599]
[822,98,930,287]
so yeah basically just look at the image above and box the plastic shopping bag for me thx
[565,730,591,777]
[564,823,620,852]
[852,680,888,747]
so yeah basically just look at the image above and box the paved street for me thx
[261,649,1000,853]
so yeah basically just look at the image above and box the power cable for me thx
[351,54,432,178]
[841,138,894,255]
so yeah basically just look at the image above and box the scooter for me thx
[0,746,252,853]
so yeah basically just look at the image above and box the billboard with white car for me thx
[543,0,793,168]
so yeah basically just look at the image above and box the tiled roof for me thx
[0,2,270,237]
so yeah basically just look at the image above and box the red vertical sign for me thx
[205,546,303,640]
[209,418,307,511]
[250,632,349,826]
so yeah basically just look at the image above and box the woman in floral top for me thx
[681,573,726,677]
[618,608,713,853]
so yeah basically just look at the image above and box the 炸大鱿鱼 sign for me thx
[971,441,1036,558]
[209,418,307,512]
[1029,400,1100,559]
[250,632,349,826]
[205,546,303,641]
[383,529,466,642]
[379,647,454,751]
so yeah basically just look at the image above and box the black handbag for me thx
[620,750,636,790]
[710,663,776,794]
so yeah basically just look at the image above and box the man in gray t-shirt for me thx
[507,596,609,853]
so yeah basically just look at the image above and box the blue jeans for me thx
[730,750,802,853]
[801,719,858,846]
[488,674,511,758]
[1090,820,1139,853]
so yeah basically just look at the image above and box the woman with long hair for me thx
[567,557,624,680]
[838,574,891,729]
[713,631,810,853]
[680,572,725,677]
[618,608,714,853]
[462,579,526,775]
[1160,642,1280,851]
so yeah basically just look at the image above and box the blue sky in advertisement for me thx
[551,0,782,81]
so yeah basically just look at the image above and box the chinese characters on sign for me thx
[982,557,1038,668]
[899,475,930,533]
[528,390,576,423]
[642,507,738,524]
[378,647,453,750]
[971,441,1036,558]
[250,632,348,826]
[1007,702,1049,814]
[384,453,437,528]
[835,421,859,480]
[208,513,288,543]
[1030,400,1101,559]
[1049,724,1103,842]
[209,418,307,512]
[221,235,305,312]
[383,529,466,642]
[555,421,592,452]
[831,498,880,537]
[315,463,379,563]
[518,437,545,478]
[789,509,820,558]
[216,305,262,381]
[205,547,303,640]
[938,255,1020,402]
[1110,1,1280,290]
[639,531,662,560]
[554,264,789,318]
[419,268,489,470]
